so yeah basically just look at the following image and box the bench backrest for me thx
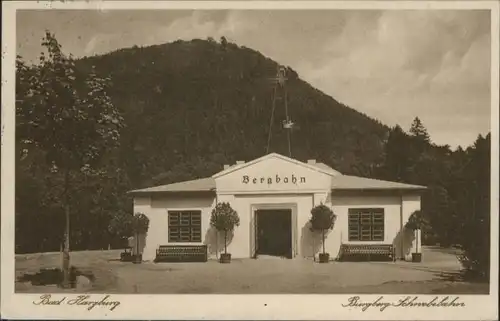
[157,245,207,255]
[341,244,393,249]
[341,244,394,254]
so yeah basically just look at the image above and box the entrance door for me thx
[255,209,292,258]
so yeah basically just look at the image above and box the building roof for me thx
[128,153,425,195]
[129,174,425,195]
[212,153,339,178]
[331,175,425,191]
[128,177,216,194]
[312,162,341,175]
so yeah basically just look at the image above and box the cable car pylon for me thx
[266,65,295,157]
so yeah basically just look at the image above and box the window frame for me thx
[168,210,202,243]
[347,208,385,242]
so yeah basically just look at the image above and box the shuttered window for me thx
[168,211,202,243]
[348,208,384,241]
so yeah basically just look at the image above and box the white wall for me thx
[134,194,216,261]
[134,196,151,215]
[326,195,400,259]
[323,193,422,260]
[227,194,314,258]
[213,154,333,259]
[133,152,422,262]
[135,191,422,262]
[223,192,422,261]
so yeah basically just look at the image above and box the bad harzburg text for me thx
[33,294,121,311]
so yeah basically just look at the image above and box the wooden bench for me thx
[154,245,208,263]
[340,244,396,262]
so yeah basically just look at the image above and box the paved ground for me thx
[15,246,489,294]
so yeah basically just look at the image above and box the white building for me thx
[129,153,424,262]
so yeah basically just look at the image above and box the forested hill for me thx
[78,37,389,188]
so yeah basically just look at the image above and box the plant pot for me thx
[220,253,231,263]
[319,253,330,263]
[412,253,422,263]
[121,252,133,262]
[133,254,143,264]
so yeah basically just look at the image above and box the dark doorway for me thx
[255,209,292,258]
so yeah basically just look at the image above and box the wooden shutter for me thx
[372,210,384,241]
[168,210,202,243]
[348,210,360,241]
[348,208,385,242]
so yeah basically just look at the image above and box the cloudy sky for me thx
[16,9,491,148]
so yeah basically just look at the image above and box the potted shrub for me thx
[108,211,135,261]
[210,202,240,263]
[132,213,150,264]
[310,204,337,263]
[406,210,423,263]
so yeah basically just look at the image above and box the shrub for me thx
[310,204,336,254]
[405,210,425,230]
[133,212,150,234]
[210,202,240,254]
[405,210,427,254]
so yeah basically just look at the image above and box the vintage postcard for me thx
[1,0,499,319]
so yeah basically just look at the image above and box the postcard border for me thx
[2,1,499,320]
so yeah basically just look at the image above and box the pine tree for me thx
[407,117,431,182]
[409,117,430,143]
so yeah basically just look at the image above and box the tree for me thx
[210,202,240,255]
[407,117,432,179]
[405,210,427,254]
[405,210,425,230]
[132,213,150,235]
[409,117,430,143]
[108,211,148,258]
[379,125,412,181]
[309,204,337,255]
[108,210,135,247]
[457,134,490,278]
[422,185,452,245]
[16,31,124,287]
[132,213,150,262]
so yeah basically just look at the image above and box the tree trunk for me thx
[322,229,326,254]
[224,230,227,254]
[135,231,140,262]
[60,242,63,271]
[62,169,71,288]
[415,229,419,254]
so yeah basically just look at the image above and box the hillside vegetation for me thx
[76,37,389,187]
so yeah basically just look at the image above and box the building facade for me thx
[129,153,425,262]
